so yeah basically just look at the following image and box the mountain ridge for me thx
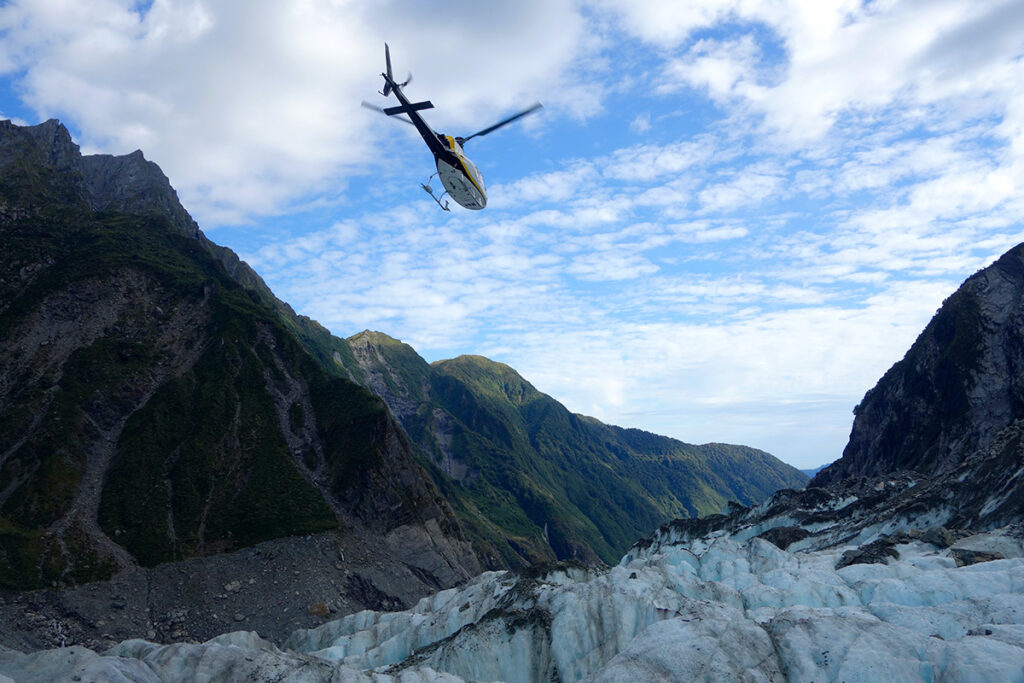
[814,243,1024,486]
[345,328,807,567]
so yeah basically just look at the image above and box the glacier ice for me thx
[3,528,1024,681]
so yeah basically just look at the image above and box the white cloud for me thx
[566,252,659,281]
[630,112,651,133]
[2,0,593,225]
[603,0,1024,147]
[697,168,784,213]
[604,140,713,182]
[490,162,599,206]
[591,0,757,49]
[659,35,764,100]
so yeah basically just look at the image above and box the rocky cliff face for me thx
[0,120,479,605]
[815,244,1024,485]
[1,119,198,237]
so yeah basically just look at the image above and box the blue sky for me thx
[3,1,1024,469]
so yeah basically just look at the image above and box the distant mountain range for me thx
[0,119,805,606]
[799,463,830,478]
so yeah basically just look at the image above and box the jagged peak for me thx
[1,118,79,169]
[0,118,198,237]
[10,117,73,143]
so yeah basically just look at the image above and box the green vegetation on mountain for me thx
[1,119,805,591]
[346,334,808,567]
[0,127,452,588]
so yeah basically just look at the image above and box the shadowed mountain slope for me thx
[814,244,1024,486]
[0,120,478,593]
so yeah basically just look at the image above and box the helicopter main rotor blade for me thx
[361,100,416,126]
[460,102,543,144]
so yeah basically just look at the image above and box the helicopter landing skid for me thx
[421,178,450,211]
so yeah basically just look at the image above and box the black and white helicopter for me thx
[362,44,542,211]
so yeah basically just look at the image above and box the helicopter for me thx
[362,44,542,211]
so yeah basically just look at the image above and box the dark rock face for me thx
[0,119,479,602]
[835,536,901,569]
[0,119,198,236]
[80,150,199,236]
[815,245,1024,485]
[628,243,1024,564]
[756,525,810,551]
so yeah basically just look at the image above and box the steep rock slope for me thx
[815,244,1024,484]
[0,120,478,594]
[347,331,807,567]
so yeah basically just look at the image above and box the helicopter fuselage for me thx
[377,69,487,210]
[436,135,486,210]
[370,44,538,211]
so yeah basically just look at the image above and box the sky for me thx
[2,0,1023,469]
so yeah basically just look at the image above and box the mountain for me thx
[0,119,804,650]
[4,123,1024,680]
[345,330,807,566]
[13,121,806,570]
[814,246,1024,485]
[0,120,479,603]
[9,246,1024,681]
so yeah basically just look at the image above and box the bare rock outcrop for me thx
[815,244,1024,485]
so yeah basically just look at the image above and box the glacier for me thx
[2,517,1024,682]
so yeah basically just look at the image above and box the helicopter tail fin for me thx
[381,43,394,96]
[379,43,412,97]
